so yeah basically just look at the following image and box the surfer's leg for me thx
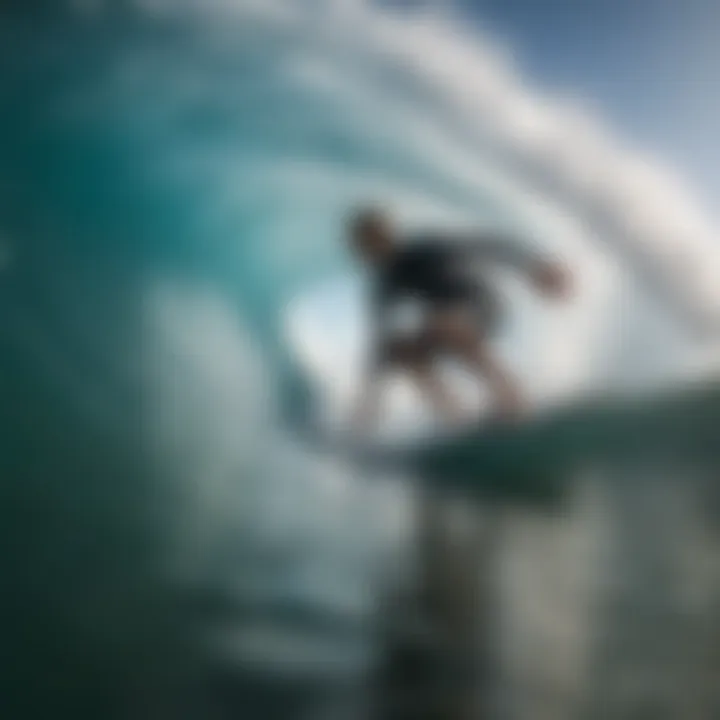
[464,340,525,421]
[385,334,466,424]
[426,306,525,421]
[407,361,467,425]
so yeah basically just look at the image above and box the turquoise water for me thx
[0,10,424,717]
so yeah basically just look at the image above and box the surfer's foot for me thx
[488,390,526,425]
[435,407,474,433]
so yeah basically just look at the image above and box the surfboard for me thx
[287,375,720,508]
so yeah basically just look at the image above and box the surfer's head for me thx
[348,206,395,265]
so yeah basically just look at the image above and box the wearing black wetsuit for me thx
[370,231,539,367]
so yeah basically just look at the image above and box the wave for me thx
[2,3,719,718]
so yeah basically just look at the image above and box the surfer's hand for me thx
[532,260,571,299]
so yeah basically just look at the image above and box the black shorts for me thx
[428,281,502,336]
[376,283,502,367]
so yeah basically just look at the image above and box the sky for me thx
[460,0,720,212]
[370,0,720,214]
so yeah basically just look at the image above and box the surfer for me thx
[348,206,571,429]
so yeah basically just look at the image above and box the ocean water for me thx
[2,3,719,720]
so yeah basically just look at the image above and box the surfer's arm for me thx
[457,232,570,297]
[456,231,541,270]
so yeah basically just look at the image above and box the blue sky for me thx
[459,0,720,211]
